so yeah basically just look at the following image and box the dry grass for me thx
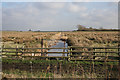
[2,31,119,57]
[63,31,119,59]
[3,31,118,48]
[63,31,118,47]
[2,31,57,43]
[2,31,58,48]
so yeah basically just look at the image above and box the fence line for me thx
[2,46,120,62]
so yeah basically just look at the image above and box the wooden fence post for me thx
[92,47,94,78]
[22,46,24,60]
[105,47,108,79]
[2,44,4,53]
[67,46,70,61]
[62,41,65,57]
[16,45,18,56]
[1,44,4,57]
[70,47,73,60]
[41,38,43,56]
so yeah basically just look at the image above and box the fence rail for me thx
[2,47,69,49]
[2,46,120,61]
[2,51,69,54]
[2,47,120,49]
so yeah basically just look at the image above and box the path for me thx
[48,32,68,47]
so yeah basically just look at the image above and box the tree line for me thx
[76,25,119,31]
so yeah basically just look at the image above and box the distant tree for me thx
[89,27,93,29]
[28,29,32,31]
[74,24,119,31]
[34,30,40,32]
[99,27,103,30]
[88,27,94,31]
[37,30,40,32]
[77,25,87,31]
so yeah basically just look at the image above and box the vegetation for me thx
[2,31,57,45]
[3,69,53,78]
[76,24,119,31]
[2,59,119,78]
[2,31,118,48]
[2,58,118,65]
[2,31,119,79]
[64,31,118,47]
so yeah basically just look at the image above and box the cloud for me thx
[43,2,65,9]
[2,3,60,30]
[2,2,118,31]
[68,3,87,12]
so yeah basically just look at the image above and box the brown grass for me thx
[63,31,118,47]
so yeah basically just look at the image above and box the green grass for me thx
[2,58,119,78]
[2,58,118,65]
[3,69,54,78]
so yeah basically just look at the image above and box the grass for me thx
[2,31,118,48]
[64,31,119,59]
[2,59,119,78]
[2,69,98,78]
[2,58,118,65]
[2,31,119,55]
[64,31,118,47]
[3,69,54,78]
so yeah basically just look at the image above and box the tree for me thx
[28,29,32,31]
[99,27,103,30]
[77,25,87,31]
[89,27,94,31]
[89,27,93,29]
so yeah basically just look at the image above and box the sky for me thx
[2,2,118,31]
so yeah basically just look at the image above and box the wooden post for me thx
[60,63,62,77]
[16,45,18,56]
[70,47,73,60]
[2,44,4,54]
[92,47,94,78]
[62,41,65,57]
[2,43,4,50]
[2,44,4,58]
[68,46,70,61]
[22,46,24,60]
[41,38,43,56]
[45,41,48,57]
[105,48,108,79]
[21,46,24,56]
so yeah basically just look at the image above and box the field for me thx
[1,31,119,79]
[64,31,118,47]
[2,31,58,48]
[64,31,119,59]
[2,31,119,47]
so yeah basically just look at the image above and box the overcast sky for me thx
[2,2,118,31]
